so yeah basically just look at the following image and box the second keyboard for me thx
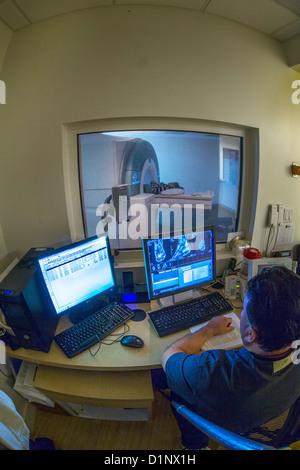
[148,291,232,337]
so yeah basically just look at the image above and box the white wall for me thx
[0,20,12,268]
[0,5,299,257]
[0,19,12,72]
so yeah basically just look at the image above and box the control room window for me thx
[78,130,243,246]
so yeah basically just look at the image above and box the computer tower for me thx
[0,256,59,352]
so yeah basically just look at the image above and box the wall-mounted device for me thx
[266,204,295,254]
[268,204,278,226]
[277,204,284,225]
[267,204,294,227]
[291,162,300,178]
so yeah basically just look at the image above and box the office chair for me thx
[171,397,300,450]
[241,396,300,449]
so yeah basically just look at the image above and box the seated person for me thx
[161,266,300,449]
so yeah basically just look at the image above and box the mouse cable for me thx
[88,323,130,357]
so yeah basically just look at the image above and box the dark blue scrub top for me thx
[165,347,300,433]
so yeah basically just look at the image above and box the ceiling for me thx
[0,0,300,42]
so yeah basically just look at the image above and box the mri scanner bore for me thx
[78,130,242,246]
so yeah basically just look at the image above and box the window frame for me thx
[62,117,258,250]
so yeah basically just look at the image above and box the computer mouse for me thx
[120,335,144,348]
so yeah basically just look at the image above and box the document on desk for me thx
[190,312,242,351]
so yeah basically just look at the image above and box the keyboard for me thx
[148,291,232,337]
[54,301,134,358]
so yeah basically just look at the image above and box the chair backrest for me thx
[171,397,300,450]
[171,400,276,450]
[242,396,300,449]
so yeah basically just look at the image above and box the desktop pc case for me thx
[0,254,59,352]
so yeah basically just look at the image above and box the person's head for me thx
[240,266,300,354]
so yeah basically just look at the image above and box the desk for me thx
[6,301,186,372]
[6,293,242,420]
[6,300,187,419]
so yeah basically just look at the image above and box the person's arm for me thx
[161,315,235,370]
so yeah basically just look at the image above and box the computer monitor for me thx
[142,226,216,305]
[247,257,293,280]
[37,235,116,323]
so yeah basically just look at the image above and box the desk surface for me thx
[6,291,242,372]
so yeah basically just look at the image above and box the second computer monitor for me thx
[142,226,216,302]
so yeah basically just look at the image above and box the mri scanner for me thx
[119,138,160,193]
[98,137,213,250]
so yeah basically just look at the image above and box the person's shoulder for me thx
[198,347,251,367]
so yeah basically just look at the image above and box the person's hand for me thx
[205,316,235,336]
[162,315,235,369]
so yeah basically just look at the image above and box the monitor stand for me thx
[158,289,200,308]
[130,309,146,322]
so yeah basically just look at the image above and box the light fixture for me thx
[291,162,300,177]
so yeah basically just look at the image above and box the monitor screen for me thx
[142,226,216,301]
[38,235,115,316]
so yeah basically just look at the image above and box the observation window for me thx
[78,130,243,246]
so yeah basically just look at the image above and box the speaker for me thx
[0,258,58,352]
